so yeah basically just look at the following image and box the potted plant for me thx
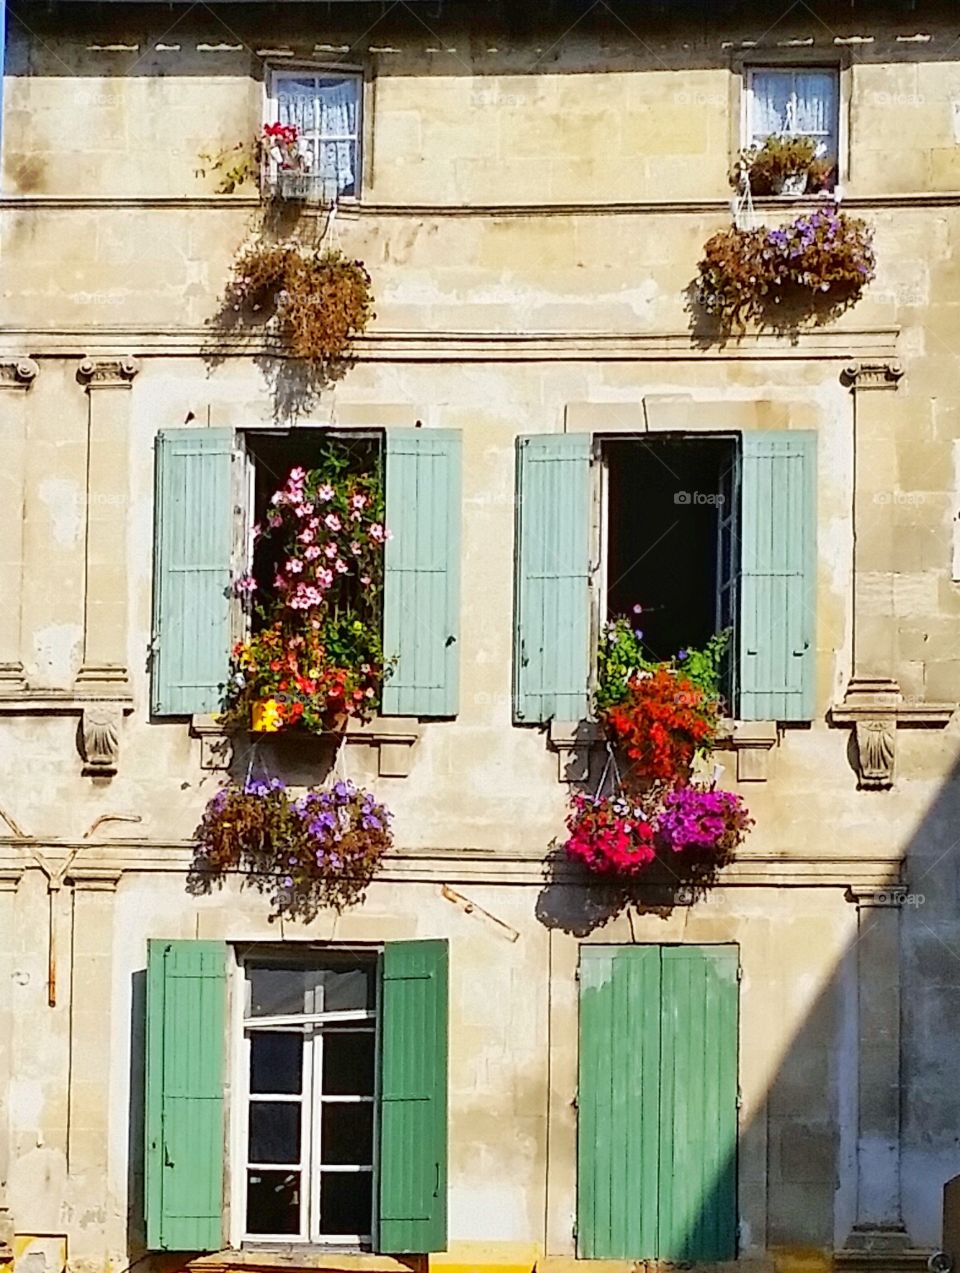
[197,122,311,197]
[730,133,830,197]
[194,777,393,917]
[222,454,390,735]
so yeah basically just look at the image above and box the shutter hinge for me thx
[737,964,744,981]
[571,1086,578,1109]
[737,1086,743,1110]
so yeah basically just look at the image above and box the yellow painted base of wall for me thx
[433,1242,539,1273]
[772,1247,834,1273]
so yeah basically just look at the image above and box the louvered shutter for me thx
[378,940,448,1254]
[739,430,817,721]
[151,429,234,715]
[144,939,226,1252]
[513,434,592,723]
[382,430,461,717]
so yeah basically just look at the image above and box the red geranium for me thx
[601,667,717,785]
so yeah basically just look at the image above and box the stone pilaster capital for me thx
[841,360,904,391]
[76,356,141,388]
[0,357,39,388]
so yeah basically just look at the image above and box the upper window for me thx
[745,67,840,175]
[269,70,362,199]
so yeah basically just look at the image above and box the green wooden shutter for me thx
[577,945,739,1262]
[152,429,233,716]
[378,939,449,1254]
[578,946,662,1260]
[513,433,592,723]
[145,939,226,1252]
[658,946,739,1263]
[382,430,461,717]
[739,430,817,721]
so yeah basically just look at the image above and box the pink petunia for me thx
[324,543,338,559]
[298,528,314,544]
[286,558,303,574]
[369,523,386,542]
[334,559,349,574]
[317,485,335,502]
[304,545,321,560]
[350,493,367,510]
[324,513,342,532]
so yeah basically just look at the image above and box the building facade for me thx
[1,4,960,1273]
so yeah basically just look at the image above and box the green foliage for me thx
[596,617,731,714]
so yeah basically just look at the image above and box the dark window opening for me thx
[604,435,739,666]
[244,430,382,631]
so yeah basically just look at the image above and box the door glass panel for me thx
[320,1102,374,1165]
[249,1101,302,1164]
[322,1029,375,1095]
[319,1170,373,1236]
[247,1169,301,1234]
[250,1031,303,1094]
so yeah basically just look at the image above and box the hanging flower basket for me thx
[565,792,658,876]
[194,777,393,918]
[696,204,875,337]
[656,785,753,864]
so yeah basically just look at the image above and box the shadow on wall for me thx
[538,746,960,1259]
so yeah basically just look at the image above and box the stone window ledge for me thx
[547,717,779,783]
[191,714,421,777]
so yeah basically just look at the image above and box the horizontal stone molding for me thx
[0,327,901,366]
[4,192,960,215]
[0,843,906,890]
[0,690,134,714]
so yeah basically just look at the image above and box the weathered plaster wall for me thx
[2,4,960,1272]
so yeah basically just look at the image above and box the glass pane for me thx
[249,1101,302,1164]
[247,959,375,1017]
[276,77,316,134]
[323,1029,375,1096]
[320,1102,374,1165]
[319,1170,373,1237]
[250,1031,303,1095]
[247,1169,301,1235]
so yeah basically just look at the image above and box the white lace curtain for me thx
[748,69,838,159]
[277,75,359,196]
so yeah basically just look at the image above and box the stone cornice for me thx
[76,356,141,387]
[0,326,901,363]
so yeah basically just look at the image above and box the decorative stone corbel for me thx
[726,720,779,781]
[346,715,421,777]
[80,703,123,775]
[0,357,39,387]
[547,719,601,783]
[832,678,953,790]
[841,360,904,391]
[75,356,140,387]
[191,714,235,770]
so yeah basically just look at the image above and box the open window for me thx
[601,435,739,704]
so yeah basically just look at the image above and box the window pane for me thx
[323,1029,375,1096]
[277,77,316,134]
[247,1170,301,1235]
[247,959,375,1017]
[320,1102,374,1165]
[249,1101,302,1164]
[319,1171,373,1236]
[250,1031,303,1095]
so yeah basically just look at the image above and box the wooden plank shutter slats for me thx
[382,429,461,717]
[377,939,449,1254]
[144,939,226,1252]
[739,430,817,721]
[513,433,592,724]
[152,429,233,716]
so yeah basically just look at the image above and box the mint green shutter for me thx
[382,430,461,717]
[578,946,662,1259]
[658,946,739,1262]
[513,434,592,723]
[152,429,233,716]
[145,939,226,1252]
[577,945,739,1262]
[378,940,448,1254]
[739,431,817,721]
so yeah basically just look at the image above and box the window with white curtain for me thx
[745,67,840,166]
[269,70,362,198]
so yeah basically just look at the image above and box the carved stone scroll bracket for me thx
[831,677,954,790]
[0,357,39,387]
[548,719,602,783]
[841,360,904,391]
[76,356,141,388]
[191,714,235,771]
[80,704,123,776]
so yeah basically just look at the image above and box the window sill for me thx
[187,1251,419,1273]
[190,714,421,777]
[547,718,779,783]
